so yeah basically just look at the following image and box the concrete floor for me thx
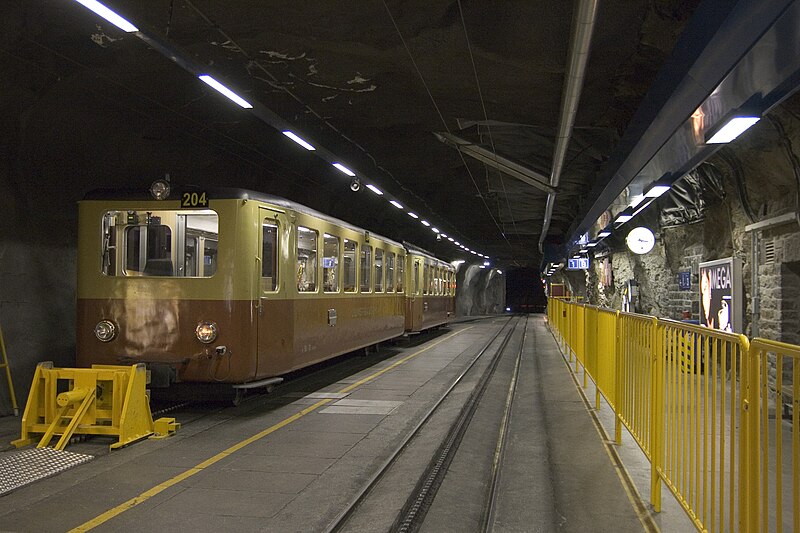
[0,316,695,532]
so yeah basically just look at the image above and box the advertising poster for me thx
[699,257,742,333]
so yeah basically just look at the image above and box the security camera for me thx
[436,234,442,241]
[350,177,361,192]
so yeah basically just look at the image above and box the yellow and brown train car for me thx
[76,185,455,389]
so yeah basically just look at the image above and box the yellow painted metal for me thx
[747,338,799,533]
[151,417,181,439]
[545,298,785,533]
[0,322,19,416]
[11,363,163,451]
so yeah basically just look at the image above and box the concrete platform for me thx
[0,316,692,532]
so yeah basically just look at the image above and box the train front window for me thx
[323,233,339,292]
[297,226,318,292]
[343,240,357,292]
[101,210,218,277]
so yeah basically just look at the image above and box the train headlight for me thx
[94,320,117,342]
[150,179,171,200]
[195,321,218,343]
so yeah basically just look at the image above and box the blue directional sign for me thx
[678,271,691,290]
[567,257,589,270]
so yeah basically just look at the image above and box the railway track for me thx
[325,315,528,533]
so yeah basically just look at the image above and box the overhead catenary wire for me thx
[381,0,515,257]
[456,0,522,253]
[182,0,476,253]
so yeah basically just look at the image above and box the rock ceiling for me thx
[3,0,701,266]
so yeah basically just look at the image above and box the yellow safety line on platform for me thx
[69,325,475,532]
[551,326,661,533]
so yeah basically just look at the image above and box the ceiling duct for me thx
[538,0,599,253]
[433,132,555,194]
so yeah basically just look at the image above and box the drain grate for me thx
[0,448,94,496]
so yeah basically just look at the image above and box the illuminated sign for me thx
[567,257,589,270]
[699,258,742,333]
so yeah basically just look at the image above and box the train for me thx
[76,182,456,396]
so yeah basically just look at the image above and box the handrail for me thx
[546,298,798,533]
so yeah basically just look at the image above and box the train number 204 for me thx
[181,192,208,208]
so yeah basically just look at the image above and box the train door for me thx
[409,256,424,330]
[256,207,291,376]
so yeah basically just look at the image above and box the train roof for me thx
[403,242,454,269]
[83,186,451,263]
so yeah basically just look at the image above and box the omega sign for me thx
[699,257,742,333]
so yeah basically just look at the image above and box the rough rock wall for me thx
[546,105,800,403]
[455,264,505,316]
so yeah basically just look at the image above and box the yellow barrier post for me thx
[614,310,623,445]
[650,319,663,513]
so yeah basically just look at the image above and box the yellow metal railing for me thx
[546,298,799,533]
[747,339,799,533]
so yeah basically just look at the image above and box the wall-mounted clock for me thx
[626,227,655,254]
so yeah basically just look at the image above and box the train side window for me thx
[262,221,278,291]
[375,248,384,293]
[297,226,318,292]
[414,261,420,295]
[323,233,339,292]
[386,253,395,292]
[423,264,429,295]
[343,240,357,292]
[360,244,372,292]
[397,254,405,293]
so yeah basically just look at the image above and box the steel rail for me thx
[482,315,528,532]
[391,317,523,533]
[323,316,518,533]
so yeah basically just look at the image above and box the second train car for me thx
[76,184,455,391]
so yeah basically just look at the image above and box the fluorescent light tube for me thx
[615,214,633,224]
[198,75,253,108]
[628,194,646,209]
[431,227,440,233]
[408,212,419,219]
[598,230,611,238]
[332,163,355,176]
[390,200,403,209]
[366,184,383,195]
[448,237,455,242]
[282,131,315,151]
[73,0,139,32]
[706,116,760,144]
[440,233,448,238]
[421,220,431,227]
[644,184,671,198]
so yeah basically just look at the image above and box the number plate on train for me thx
[181,191,209,207]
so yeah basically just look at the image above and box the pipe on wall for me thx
[538,0,599,253]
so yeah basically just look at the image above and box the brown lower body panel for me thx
[77,295,405,384]
[405,295,455,332]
